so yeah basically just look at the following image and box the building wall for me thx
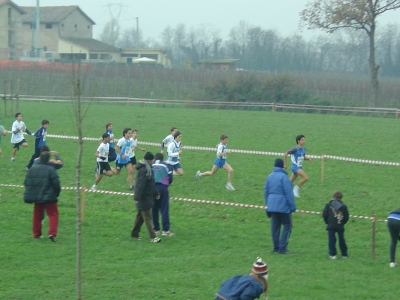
[60,9,93,39]
[0,4,24,59]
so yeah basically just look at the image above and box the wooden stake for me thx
[372,214,376,259]
[321,155,325,183]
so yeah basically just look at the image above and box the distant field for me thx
[0,101,399,299]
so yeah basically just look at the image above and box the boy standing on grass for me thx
[283,134,312,198]
[166,131,184,176]
[10,112,33,161]
[26,119,49,170]
[195,134,235,191]
[0,119,7,156]
[91,133,117,190]
[128,129,146,188]
[322,191,349,260]
[152,153,174,236]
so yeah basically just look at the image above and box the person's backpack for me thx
[108,147,116,162]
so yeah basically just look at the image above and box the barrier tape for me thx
[1,184,386,222]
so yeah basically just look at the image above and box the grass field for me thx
[1,101,400,299]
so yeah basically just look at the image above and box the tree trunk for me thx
[368,25,379,107]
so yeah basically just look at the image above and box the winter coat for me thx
[134,161,159,210]
[24,162,61,203]
[322,200,349,230]
[264,167,296,214]
[215,275,265,300]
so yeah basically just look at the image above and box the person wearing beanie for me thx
[264,158,296,254]
[131,152,161,243]
[215,257,268,300]
[283,134,312,198]
[24,151,61,242]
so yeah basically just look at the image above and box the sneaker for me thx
[173,170,178,176]
[10,157,15,161]
[26,166,29,171]
[390,262,397,268]
[154,230,160,235]
[226,182,236,191]
[329,255,337,260]
[49,236,56,242]
[162,231,174,236]
[195,170,201,180]
[129,186,135,191]
[293,185,300,198]
[90,185,96,190]
[150,237,161,243]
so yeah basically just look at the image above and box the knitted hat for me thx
[144,152,155,160]
[252,257,268,275]
[274,158,284,168]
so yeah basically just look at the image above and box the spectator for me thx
[387,208,400,267]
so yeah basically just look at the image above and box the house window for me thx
[46,23,52,29]
[8,8,11,24]
[45,53,53,59]
[89,54,98,59]
[30,23,36,29]
[75,24,77,28]
[100,54,110,60]
[62,23,64,27]
[87,25,90,29]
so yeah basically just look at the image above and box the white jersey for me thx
[166,140,181,165]
[96,142,110,162]
[11,120,26,144]
[216,143,228,159]
[129,138,138,158]
[162,134,174,149]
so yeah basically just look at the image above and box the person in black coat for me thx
[322,191,349,259]
[131,152,161,243]
[24,151,61,242]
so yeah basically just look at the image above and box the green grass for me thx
[0,101,400,299]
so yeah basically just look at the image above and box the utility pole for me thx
[35,0,40,57]
[135,17,139,47]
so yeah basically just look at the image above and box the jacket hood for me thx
[331,200,343,211]
[273,167,287,174]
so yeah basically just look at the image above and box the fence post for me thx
[3,79,7,117]
[81,185,86,222]
[9,79,13,115]
[372,214,376,259]
[396,109,398,119]
[321,155,325,183]
[272,102,276,112]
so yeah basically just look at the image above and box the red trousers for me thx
[33,202,58,238]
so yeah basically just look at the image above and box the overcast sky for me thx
[15,0,400,40]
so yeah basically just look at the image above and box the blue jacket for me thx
[264,167,296,213]
[152,160,173,186]
[215,275,264,300]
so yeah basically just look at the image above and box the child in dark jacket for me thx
[322,191,349,259]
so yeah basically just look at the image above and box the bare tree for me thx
[300,0,400,107]
[100,18,120,46]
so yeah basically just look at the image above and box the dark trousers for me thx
[33,202,58,238]
[270,212,292,253]
[152,184,170,231]
[131,209,156,239]
[387,218,400,262]
[27,146,41,169]
[328,229,348,256]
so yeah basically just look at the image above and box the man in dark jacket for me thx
[131,152,161,243]
[24,151,61,242]
[322,191,349,259]
[264,158,296,254]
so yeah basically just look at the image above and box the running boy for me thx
[115,128,134,190]
[160,127,177,154]
[195,134,235,191]
[91,133,117,190]
[104,122,116,162]
[10,112,33,161]
[283,134,311,198]
[166,131,183,176]
[322,191,349,259]
[128,129,146,188]
[0,119,7,156]
[27,119,49,169]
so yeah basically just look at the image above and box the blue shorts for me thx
[291,165,302,175]
[214,158,226,168]
[167,163,182,172]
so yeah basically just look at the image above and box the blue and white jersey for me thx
[34,126,47,149]
[166,141,181,165]
[287,146,306,167]
[161,134,174,151]
[216,143,228,159]
[129,138,138,158]
[116,137,131,164]
[106,129,114,149]
[96,142,109,162]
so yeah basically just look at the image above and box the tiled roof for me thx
[62,38,120,52]
[0,0,26,14]
[20,6,95,24]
